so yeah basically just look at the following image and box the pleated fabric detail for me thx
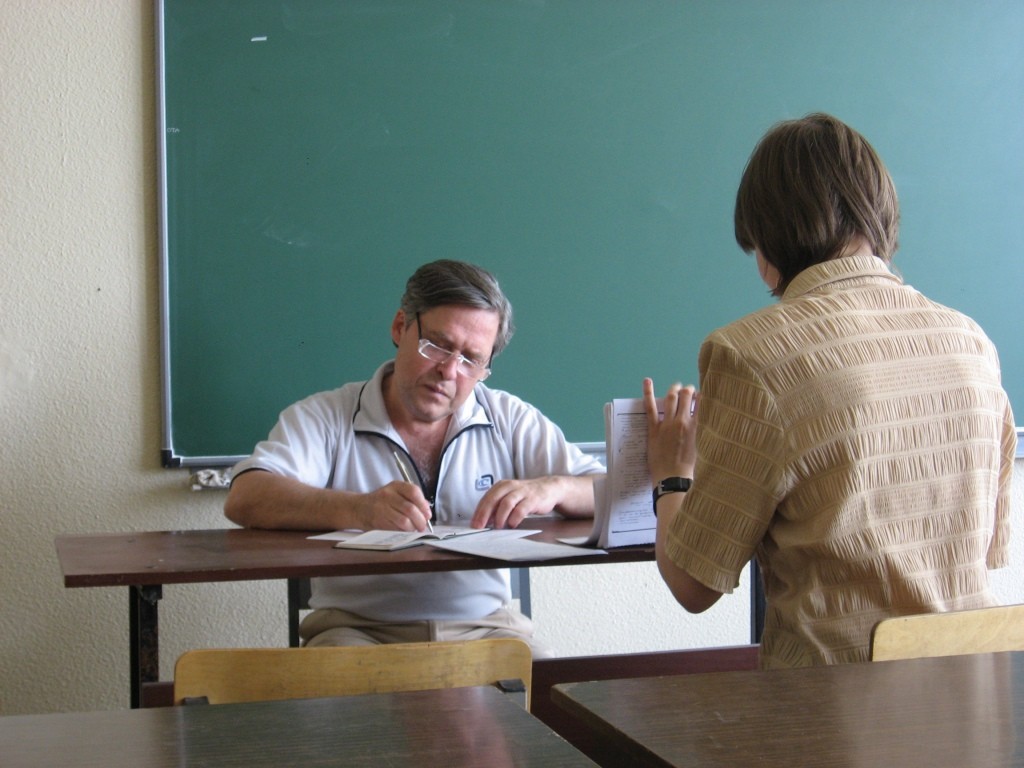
[664,255,1015,667]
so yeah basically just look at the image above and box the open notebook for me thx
[332,526,487,551]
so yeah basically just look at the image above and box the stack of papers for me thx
[426,529,606,561]
[561,397,663,549]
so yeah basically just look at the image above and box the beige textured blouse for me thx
[664,254,1016,668]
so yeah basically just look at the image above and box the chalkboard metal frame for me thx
[156,2,181,468]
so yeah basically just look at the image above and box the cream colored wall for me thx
[1,2,1021,716]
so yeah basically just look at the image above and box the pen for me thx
[393,450,433,533]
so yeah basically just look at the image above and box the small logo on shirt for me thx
[475,474,494,491]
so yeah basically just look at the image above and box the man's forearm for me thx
[224,470,357,531]
[553,473,601,518]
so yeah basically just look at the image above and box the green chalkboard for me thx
[158,0,1024,467]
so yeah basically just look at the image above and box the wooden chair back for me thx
[871,604,1024,661]
[173,638,533,709]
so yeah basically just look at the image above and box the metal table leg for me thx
[750,561,765,644]
[129,584,162,708]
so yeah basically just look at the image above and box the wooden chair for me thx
[173,638,534,709]
[870,604,1024,662]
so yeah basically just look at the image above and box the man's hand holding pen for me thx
[393,450,434,533]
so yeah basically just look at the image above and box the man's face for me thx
[389,305,499,426]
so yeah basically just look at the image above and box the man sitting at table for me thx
[224,259,603,656]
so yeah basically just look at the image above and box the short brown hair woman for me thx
[644,113,1016,668]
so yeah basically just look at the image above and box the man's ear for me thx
[390,310,407,347]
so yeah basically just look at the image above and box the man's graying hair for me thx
[399,260,515,357]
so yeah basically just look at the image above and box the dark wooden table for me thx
[55,517,654,707]
[0,685,598,767]
[553,651,1024,767]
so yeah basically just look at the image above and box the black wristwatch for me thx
[652,477,692,515]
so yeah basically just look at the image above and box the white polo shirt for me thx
[233,362,604,621]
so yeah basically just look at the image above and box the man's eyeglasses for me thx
[415,314,492,381]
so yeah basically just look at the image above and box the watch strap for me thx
[652,476,692,515]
